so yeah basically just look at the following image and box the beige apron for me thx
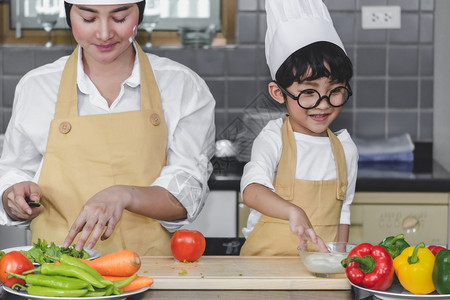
[240,116,347,256]
[31,44,172,256]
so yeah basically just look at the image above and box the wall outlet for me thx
[362,6,401,29]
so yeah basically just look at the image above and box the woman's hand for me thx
[2,182,43,221]
[63,185,131,251]
[288,207,329,253]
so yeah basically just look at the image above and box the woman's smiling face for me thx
[70,4,139,64]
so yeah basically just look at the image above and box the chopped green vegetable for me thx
[178,270,188,276]
[21,239,90,264]
[0,250,5,260]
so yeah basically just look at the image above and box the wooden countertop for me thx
[0,256,354,300]
[138,256,351,290]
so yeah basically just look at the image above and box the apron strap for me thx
[273,115,296,200]
[54,46,79,118]
[327,128,348,200]
[135,42,162,112]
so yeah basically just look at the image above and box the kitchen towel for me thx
[355,133,415,162]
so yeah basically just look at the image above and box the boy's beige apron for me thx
[31,44,171,256]
[240,116,347,256]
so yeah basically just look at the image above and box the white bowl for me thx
[298,242,356,277]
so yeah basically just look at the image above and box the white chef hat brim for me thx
[65,0,142,4]
[266,18,345,80]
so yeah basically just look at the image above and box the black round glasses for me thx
[274,81,352,110]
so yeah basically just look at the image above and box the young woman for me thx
[0,0,215,256]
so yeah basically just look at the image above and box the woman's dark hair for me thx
[64,1,146,28]
[275,41,353,88]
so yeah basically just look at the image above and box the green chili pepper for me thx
[432,249,450,294]
[11,283,88,297]
[59,254,113,287]
[23,263,106,288]
[84,290,107,297]
[6,272,94,291]
[111,274,137,289]
[95,285,115,296]
[112,286,123,295]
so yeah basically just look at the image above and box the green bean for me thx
[7,272,94,291]
[23,263,106,288]
[11,283,88,297]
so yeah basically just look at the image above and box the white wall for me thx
[434,0,450,171]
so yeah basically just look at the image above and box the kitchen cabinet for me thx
[349,192,449,246]
[182,190,238,238]
[236,191,450,246]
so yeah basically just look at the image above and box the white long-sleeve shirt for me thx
[240,118,358,238]
[0,44,216,232]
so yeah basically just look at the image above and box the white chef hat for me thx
[265,0,345,80]
[65,0,142,4]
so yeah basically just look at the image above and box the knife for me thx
[25,196,41,207]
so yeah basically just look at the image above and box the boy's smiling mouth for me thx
[309,113,330,122]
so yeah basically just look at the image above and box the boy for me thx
[240,0,358,256]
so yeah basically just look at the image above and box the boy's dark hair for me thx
[275,41,353,88]
[64,1,146,28]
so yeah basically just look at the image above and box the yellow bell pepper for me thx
[393,242,435,294]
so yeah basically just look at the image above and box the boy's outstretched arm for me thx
[337,224,349,243]
[243,183,328,252]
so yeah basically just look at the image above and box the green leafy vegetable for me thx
[20,239,90,264]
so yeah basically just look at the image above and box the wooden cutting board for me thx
[139,256,351,290]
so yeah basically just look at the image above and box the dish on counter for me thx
[351,282,450,300]
[298,242,356,277]
[3,285,151,300]
[1,246,101,263]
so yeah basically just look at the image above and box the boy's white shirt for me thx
[240,118,359,239]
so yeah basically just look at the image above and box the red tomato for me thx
[0,251,34,287]
[170,230,206,262]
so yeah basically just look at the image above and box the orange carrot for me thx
[80,250,141,277]
[102,275,154,292]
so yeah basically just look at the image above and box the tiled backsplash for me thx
[0,0,434,143]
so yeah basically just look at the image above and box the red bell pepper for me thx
[428,245,446,256]
[341,243,394,291]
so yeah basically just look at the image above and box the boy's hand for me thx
[288,208,329,253]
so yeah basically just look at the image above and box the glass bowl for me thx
[298,242,356,277]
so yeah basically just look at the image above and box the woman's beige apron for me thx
[31,44,172,256]
[240,116,347,256]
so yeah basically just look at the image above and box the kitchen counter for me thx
[0,288,355,299]
[209,143,450,192]
[0,256,364,300]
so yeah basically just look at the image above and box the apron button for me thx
[150,113,161,126]
[59,121,72,134]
